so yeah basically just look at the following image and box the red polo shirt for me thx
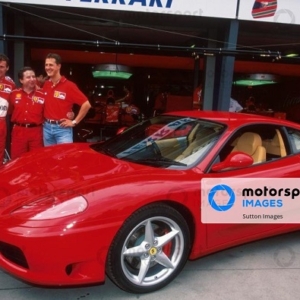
[43,76,88,120]
[0,76,16,118]
[9,88,45,124]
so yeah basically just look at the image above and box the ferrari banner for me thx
[1,0,299,24]
[0,0,237,18]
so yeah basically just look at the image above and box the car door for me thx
[203,124,300,248]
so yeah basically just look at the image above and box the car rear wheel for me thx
[106,204,191,293]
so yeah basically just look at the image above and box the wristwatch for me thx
[72,120,77,126]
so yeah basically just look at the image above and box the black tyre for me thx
[106,204,191,293]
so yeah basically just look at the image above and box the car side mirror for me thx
[211,151,254,172]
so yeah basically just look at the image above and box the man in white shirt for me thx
[0,53,16,164]
[229,98,243,112]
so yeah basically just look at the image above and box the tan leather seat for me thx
[175,127,216,161]
[263,129,287,157]
[187,123,200,144]
[231,132,266,164]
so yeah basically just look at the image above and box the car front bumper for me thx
[0,220,120,286]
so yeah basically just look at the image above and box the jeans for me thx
[43,122,73,146]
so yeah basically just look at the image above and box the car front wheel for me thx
[106,204,191,293]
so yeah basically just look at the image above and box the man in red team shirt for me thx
[9,67,45,159]
[0,53,15,164]
[43,53,91,146]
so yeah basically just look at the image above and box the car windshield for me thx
[90,115,225,168]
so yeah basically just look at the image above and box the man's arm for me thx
[60,100,91,128]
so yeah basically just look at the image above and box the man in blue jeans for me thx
[43,53,91,146]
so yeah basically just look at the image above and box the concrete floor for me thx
[1,231,300,300]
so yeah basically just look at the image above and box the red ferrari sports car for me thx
[1,111,300,293]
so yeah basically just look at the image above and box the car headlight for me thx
[11,193,88,220]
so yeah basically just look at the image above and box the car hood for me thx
[0,143,148,211]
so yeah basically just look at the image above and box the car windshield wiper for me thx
[128,157,187,167]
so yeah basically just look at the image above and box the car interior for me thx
[262,129,287,158]
[218,125,289,167]
[175,127,217,161]
[231,132,266,164]
[155,122,225,165]
[152,122,290,167]
[106,119,292,169]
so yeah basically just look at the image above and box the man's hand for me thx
[60,118,76,128]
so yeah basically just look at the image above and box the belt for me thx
[15,122,41,128]
[45,119,61,125]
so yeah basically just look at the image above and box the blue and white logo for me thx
[202,178,300,224]
[208,184,235,211]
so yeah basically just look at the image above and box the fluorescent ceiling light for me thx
[285,53,298,57]
[233,80,277,86]
[92,70,132,79]
[233,73,279,86]
[92,64,132,79]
